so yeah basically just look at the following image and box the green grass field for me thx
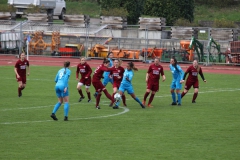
[0,65,240,159]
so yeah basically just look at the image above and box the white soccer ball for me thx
[114,93,122,101]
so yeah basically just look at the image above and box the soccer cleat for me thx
[140,103,146,109]
[171,102,177,105]
[109,102,113,107]
[93,93,98,98]
[192,101,196,103]
[50,113,58,121]
[147,104,154,108]
[113,105,119,109]
[96,106,101,109]
[78,96,85,102]
[123,103,127,107]
[177,103,181,106]
[64,116,68,121]
[88,99,91,103]
[142,100,146,106]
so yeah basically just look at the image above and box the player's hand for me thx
[180,80,184,84]
[17,75,20,78]
[118,76,121,79]
[85,77,88,79]
[27,73,30,76]
[76,78,79,81]
[204,80,207,83]
[64,87,67,93]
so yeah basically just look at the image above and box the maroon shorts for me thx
[16,75,26,84]
[184,80,199,90]
[113,82,121,89]
[80,77,91,86]
[147,81,159,92]
[92,81,105,92]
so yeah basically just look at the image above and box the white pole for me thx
[26,41,29,60]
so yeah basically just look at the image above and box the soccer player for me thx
[93,52,113,98]
[180,60,207,103]
[143,58,166,108]
[76,57,92,102]
[14,52,30,97]
[169,57,184,106]
[113,62,145,109]
[92,58,115,109]
[50,61,71,121]
[109,59,126,106]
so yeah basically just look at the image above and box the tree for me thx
[144,0,194,25]
[100,0,145,24]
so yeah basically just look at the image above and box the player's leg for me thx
[17,77,23,97]
[51,86,63,121]
[113,90,123,109]
[122,93,127,107]
[128,86,145,108]
[63,94,69,121]
[181,80,192,98]
[170,81,177,105]
[77,82,85,102]
[192,81,199,103]
[102,88,114,104]
[143,89,151,106]
[176,81,182,106]
[147,83,158,107]
[85,86,91,102]
[110,86,118,107]
[92,82,101,109]
[96,91,102,109]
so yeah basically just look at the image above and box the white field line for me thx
[0,106,129,125]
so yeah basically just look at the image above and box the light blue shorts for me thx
[119,84,134,94]
[55,85,69,98]
[102,77,113,86]
[170,80,182,90]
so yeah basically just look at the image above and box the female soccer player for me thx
[14,52,30,97]
[76,57,92,102]
[109,59,126,106]
[92,58,115,109]
[143,58,166,108]
[169,57,184,106]
[50,61,71,121]
[180,60,207,103]
[113,62,145,109]
[94,52,114,98]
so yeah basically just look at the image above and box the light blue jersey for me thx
[102,58,113,86]
[119,69,134,94]
[169,64,184,90]
[55,68,71,98]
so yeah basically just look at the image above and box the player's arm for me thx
[161,68,166,82]
[181,67,190,83]
[126,72,133,82]
[178,66,185,83]
[64,71,71,93]
[54,72,59,83]
[145,73,149,83]
[76,66,79,81]
[14,67,20,78]
[199,68,207,82]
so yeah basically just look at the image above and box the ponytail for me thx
[171,57,179,72]
[128,62,138,71]
[63,61,70,74]
[103,58,110,64]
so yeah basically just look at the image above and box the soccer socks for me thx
[143,92,150,101]
[103,89,114,103]
[18,87,21,95]
[148,93,155,105]
[87,91,91,100]
[171,92,176,103]
[52,102,62,114]
[181,91,186,98]
[192,92,198,102]
[96,93,102,107]
[64,102,69,117]
[134,97,142,104]
[177,93,181,104]
[78,89,84,97]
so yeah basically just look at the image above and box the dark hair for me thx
[64,61,70,74]
[171,57,179,72]
[107,52,113,58]
[103,58,110,64]
[128,62,138,71]
[19,52,25,59]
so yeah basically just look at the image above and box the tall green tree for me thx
[100,0,145,24]
[144,0,194,25]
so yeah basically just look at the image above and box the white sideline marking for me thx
[0,107,129,125]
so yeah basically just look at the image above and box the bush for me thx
[101,7,128,17]
[213,18,237,28]
[174,18,197,27]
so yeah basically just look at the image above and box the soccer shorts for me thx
[16,75,26,84]
[184,80,199,90]
[92,81,106,92]
[113,82,121,89]
[147,81,159,92]
[79,77,91,87]
[55,85,69,98]
[119,84,134,94]
[170,79,182,90]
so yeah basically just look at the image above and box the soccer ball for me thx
[114,93,122,102]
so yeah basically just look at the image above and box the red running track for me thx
[0,55,239,75]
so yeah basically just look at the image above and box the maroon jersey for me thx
[184,65,203,82]
[110,66,125,84]
[15,59,29,77]
[76,62,92,79]
[147,64,164,83]
[92,64,114,82]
